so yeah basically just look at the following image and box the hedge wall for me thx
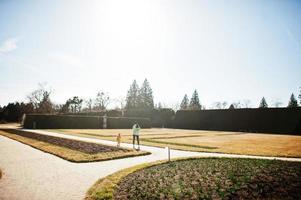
[107,117,151,129]
[61,109,175,127]
[124,108,175,127]
[173,108,301,134]
[62,110,123,117]
[23,114,151,129]
[23,114,103,129]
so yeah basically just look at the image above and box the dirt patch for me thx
[2,129,127,154]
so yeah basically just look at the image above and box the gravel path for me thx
[1,129,301,200]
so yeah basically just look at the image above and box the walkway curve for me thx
[0,129,300,200]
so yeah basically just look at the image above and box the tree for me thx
[212,102,221,109]
[221,101,228,109]
[1,102,34,122]
[259,97,268,108]
[125,80,140,109]
[242,99,251,108]
[27,83,53,113]
[233,101,242,108]
[229,104,235,109]
[95,91,110,111]
[61,96,83,113]
[138,79,154,109]
[85,98,93,112]
[114,96,126,110]
[70,96,83,113]
[60,99,72,113]
[180,94,189,110]
[229,101,241,109]
[299,87,301,105]
[170,103,180,112]
[288,93,298,108]
[189,90,202,110]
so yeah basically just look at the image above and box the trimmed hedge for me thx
[23,114,102,129]
[62,110,123,117]
[125,109,175,127]
[173,108,301,134]
[107,117,151,129]
[61,109,175,128]
[23,114,151,129]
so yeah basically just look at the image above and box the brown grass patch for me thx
[50,128,301,157]
[0,129,150,163]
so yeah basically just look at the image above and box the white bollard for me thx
[165,146,170,162]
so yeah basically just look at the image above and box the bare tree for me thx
[232,101,242,109]
[212,101,227,109]
[94,91,110,111]
[27,83,53,113]
[113,96,126,110]
[85,98,93,112]
[212,102,222,109]
[242,99,251,108]
[221,101,228,109]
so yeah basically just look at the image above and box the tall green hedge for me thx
[23,114,103,129]
[23,114,151,129]
[107,117,151,129]
[173,108,301,134]
[124,108,175,127]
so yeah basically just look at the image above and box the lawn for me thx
[0,129,149,162]
[86,158,301,200]
[49,128,301,157]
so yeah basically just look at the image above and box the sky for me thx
[0,0,300,109]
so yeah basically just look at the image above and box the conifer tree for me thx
[125,80,140,109]
[299,87,301,105]
[259,97,268,108]
[180,94,189,110]
[189,90,202,110]
[229,104,235,109]
[288,93,298,108]
[138,79,154,109]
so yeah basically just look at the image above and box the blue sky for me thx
[0,0,300,108]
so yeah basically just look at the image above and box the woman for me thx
[132,123,140,150]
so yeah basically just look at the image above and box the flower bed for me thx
[90,158,301,200]
[0,129,150,162]
[5,129,123,154]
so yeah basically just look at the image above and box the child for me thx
[116,133,121,148]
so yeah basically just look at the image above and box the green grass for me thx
[86,157,301,200]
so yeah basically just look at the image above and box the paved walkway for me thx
[1,129,301,200]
